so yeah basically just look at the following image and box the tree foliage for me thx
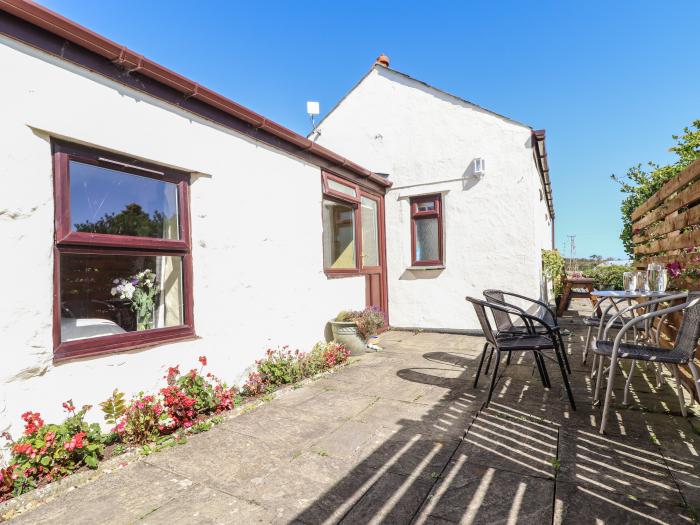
[74,203,166,238]
[612,120,700,257]
[542,249,566,296]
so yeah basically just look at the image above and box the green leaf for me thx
[40,456,51,466]
[84,455,98,468]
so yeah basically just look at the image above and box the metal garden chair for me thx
[466,296,576,410]
[594,292,700,434]
[483,289,571,374]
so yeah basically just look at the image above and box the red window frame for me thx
[52,140,195,362]
[410,193,443,266]
[321,172,361,276]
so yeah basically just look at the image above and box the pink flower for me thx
[667,262,682,278]
[64,432,86,452]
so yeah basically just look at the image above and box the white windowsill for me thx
[407,265,445,271]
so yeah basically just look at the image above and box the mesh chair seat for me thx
[496,334,556,350]
[583,314,624,328]
[594,341,692,364]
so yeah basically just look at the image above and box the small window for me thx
[410,194,443,266]
[327,178,357,199]
[53,141,194,361]
[361,196,380,267]
[322,199,357,269]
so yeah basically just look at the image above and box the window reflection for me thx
[322,199,356,269]
[70,161,179,239]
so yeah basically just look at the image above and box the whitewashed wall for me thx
[314,66,553,330]
[0,36,366,437]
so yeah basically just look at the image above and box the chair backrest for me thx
[466,296,506,347]
[482,290,515,332]
[484,288,556,328]
[673,292,700,357]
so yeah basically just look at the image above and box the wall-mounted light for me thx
[474,157,485,177]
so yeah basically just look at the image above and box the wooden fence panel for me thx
[631,158,700,400]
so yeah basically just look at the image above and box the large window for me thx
[53,141,194,361]
[410,194,443,266]
[321,171,382,275]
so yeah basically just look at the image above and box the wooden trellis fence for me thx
[631,157,700,399]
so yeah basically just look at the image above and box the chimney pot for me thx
[375,54,390,68]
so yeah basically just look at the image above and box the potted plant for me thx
[329,307,386,355]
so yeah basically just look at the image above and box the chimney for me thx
[375,54,390,68]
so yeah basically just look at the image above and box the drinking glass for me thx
[657,269,668,293]
[637,270,648,292]
[647,267,661,292]
[623,272,637,293]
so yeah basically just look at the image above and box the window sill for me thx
[407,265,445,271]
[54,326,196,363]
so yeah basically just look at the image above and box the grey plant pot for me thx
[329,320,366,355]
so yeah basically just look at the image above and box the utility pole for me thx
[566,235,577,272]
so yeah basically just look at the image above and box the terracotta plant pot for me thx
[329,320,366,355]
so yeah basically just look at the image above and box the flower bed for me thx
[0,341,350,503]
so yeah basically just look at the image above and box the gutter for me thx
[0,0,390,188]
[532,129,555,220]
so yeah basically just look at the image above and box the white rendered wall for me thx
[0,37,366,437]
[314,67,553,330]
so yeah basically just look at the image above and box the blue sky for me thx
[41,1,700,259]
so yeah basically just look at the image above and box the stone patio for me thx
[4,300,700,524]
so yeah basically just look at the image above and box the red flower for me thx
[64,432,86,452]
[21,411,44,435]
[198,355,207,367]
[62,400,75,413]
[165,365,180,385]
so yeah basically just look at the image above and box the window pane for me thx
[327,178,357,198]
[361,197,379,267]
[322,200,356,269]
[70,161,179,239]
[415,217,439,262]
[416,201,436,212]
[59,253,184,342]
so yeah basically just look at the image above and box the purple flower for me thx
[666,262,682,278]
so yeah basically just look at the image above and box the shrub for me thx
[317,341,351,369]
[334,307,387,338]
[168,356,236,414]
[160,386,197,430]
[0,466,14,499]
[583,265,631,290]
[241,343,351,396]
[99,389,126,426]
[542,249,566,296]
[242,370,269,397]
[335,310,355,322]
[113,393,164,445]
[3,402,104,494]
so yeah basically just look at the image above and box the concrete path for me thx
[5,301,700,524]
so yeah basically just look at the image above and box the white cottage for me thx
[311,56,555,332]
[0,1,390,435]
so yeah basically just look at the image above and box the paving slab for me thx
[415,461,554,524]
[4,307,699,524]
[553,481,694,525]
[10,461,194,525]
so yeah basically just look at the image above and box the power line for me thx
[566,235,577,272]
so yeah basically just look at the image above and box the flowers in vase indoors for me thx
[111,269,159,331]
